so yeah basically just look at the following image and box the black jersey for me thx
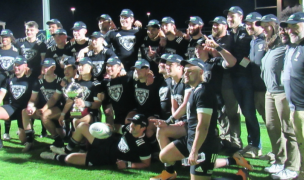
[116,124,151,162]
[140,36,162,76]
[32,76,62,108]
[290,41,304,111]
[186,37,201,59]
[15,38,47,77]
[0,46,19,72]
[159,77,172,119]
[3,74,35,109]
[186,83,218,151]
[229,24,252,77]
[101,74,135,114]
[66,39,89,59]
[86,47,116,81]
[133,76,162,116]
[165,37,188,59]
[104,28,146,71]
[171,78,191,106]
[208,32,234,53]
[45,45,72,78]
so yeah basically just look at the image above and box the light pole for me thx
[147,12,151,19]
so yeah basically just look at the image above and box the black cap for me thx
[106,57,122,65]
[244,12,262,22]
[120,9,134,17]
[127,114,148,127]
[64,56,76,67]
[146,19,161,28]
[209,16,228,25]
[186,16,204,25]
[165,54,184,63]
[280,12,304,28]
[46,19,62,26]
[256,14,279,26]
[14,55,27,65]
[0,29,13,37]
[90,31,104,39]
[223,6,243,15]
[71,21,87,30]
[161,17,175,24]
[181,58,206,70]
[97,14,112,21]
[79,57,93,66]
[52,29,67,36]
[42,58,56,67]
[132,59,150,69]
[159,53,170,63]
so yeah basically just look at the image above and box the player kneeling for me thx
[40,114,151,169]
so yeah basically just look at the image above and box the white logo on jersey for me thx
[21,48,37,61]
[187,47,196,58]
[108,84,123,102]
[82,86,91,100]
[239,33,246,40]
[41,89,56,101]
[172,94,183,106]
[92,61,104,77]
[116,33,122,37]
[118,136,130,153]
[0,56,15,70]
[119,35,136,51]
[135,88,149,105]
[159,87,169,101]
[186,101,190,120]
[165,48,176,54]
[53,54,58,58]
[11,85,26,100]
[258,44,264,51]
[71,48,76,53]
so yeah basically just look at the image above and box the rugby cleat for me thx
[150,170,177,180]
[233,152,253,171]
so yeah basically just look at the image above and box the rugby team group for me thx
[0,3,304,180]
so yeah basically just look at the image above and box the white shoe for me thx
[242,145,262,158]
[264,164,284,174]
[22,142,33,152]
[40,152,56,160]
[50,145,66,155]
[271,169,298,179]
[3,133,10,141]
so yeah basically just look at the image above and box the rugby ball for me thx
[89,122,112,139]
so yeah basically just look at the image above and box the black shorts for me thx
[173,136,221,176]
[85,136,118,167]
[2,104,23,128]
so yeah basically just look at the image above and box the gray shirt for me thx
[261,44,286,93]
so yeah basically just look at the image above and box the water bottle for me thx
[181,152,205,166]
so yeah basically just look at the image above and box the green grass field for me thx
[0,114,273,180]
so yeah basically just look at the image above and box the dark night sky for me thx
[0,0,278,38]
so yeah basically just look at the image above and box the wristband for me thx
[127,161,132,168]
[165,116,175,125]
[215,46,224,52]
[124,161,132,168]
[61,113,66,116]
[84,101,92,108]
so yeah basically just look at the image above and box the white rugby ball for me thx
[89,122,112,139]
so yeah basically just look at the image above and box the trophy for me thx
[63,79,87,118]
